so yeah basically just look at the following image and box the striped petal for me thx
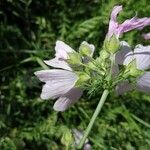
[116,81,133,95]
[34,69,78,99]
[108,5,150,38]
[53,88,83,111]
[136,72,150,93]
[134,44,150,70]
[44,58,72,71]
[117,17,150,37]
[107,5,122,38]
[55,40,75,59]
[115,41,133,65]
[34,69,77,82]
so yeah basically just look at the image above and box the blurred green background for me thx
[0,0,150,149]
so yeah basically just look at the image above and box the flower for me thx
[72,129,91,150]
[142,33,150,40]
[44,40,74,71]
[115,42,150,94]
[35,40,94,111]
[107,5,150,39]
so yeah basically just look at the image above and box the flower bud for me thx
[79,42,93,56]
[75,72,90,87]
[67,52,82,65]
[104,35,120,54]
[99,50,109,60]
[87,62,97,70]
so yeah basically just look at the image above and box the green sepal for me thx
[103,35,120,54]
[99,49,109,60]
[79,43,92,56]
[75,72,91,87]
[67,52,82,65]
[87,61,97,70]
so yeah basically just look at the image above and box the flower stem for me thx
[77,89,109,149]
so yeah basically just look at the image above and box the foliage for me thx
[0,0,150,149]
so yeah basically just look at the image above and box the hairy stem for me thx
[77,89,109,149]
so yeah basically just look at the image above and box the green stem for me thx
[77,89,109,149]
[110,54,115,76]
[65,144,69,150]
[132,114,150,128]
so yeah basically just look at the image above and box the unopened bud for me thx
[100,50,109,60]
[67,52,82,65]
[104,35,120,54]
[79,41,94,57]
[75,72,90,86]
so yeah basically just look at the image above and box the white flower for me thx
[35,40,94,111]
[35,69,79,100]
[44,40,75,71]
[115,42,150,94]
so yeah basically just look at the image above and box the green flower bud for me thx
[104,35,120,54]
[67,52,82,65]
[87,62,97,70]
[75,72,90,87]
[79,43,92,56]
[99,50,109,60]
[124,59,144,77]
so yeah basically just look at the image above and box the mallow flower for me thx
[107,5,150,39]
[34,40,95,111]
[142,33,150,40]
[115,41,150,94]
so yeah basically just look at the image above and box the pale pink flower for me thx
[142,33,150,40]
[115,42,150,94]
[107,5,150,39]
[35,40,94,111]
[44,40,75,71]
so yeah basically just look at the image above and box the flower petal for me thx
[34,69,77,82]
[107,5,122,38]
[55,40,75,59]
[134,44,150,70]
[115,41,133,65]
[35,69,78,99]
[117,17,150,37]
[136,72,150,93]
[116,81,133,95]
[44,58,72,71]
[53,88,83,111]
[112,64,119,76]
[40,81,76,99]
[142,33,150,40]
